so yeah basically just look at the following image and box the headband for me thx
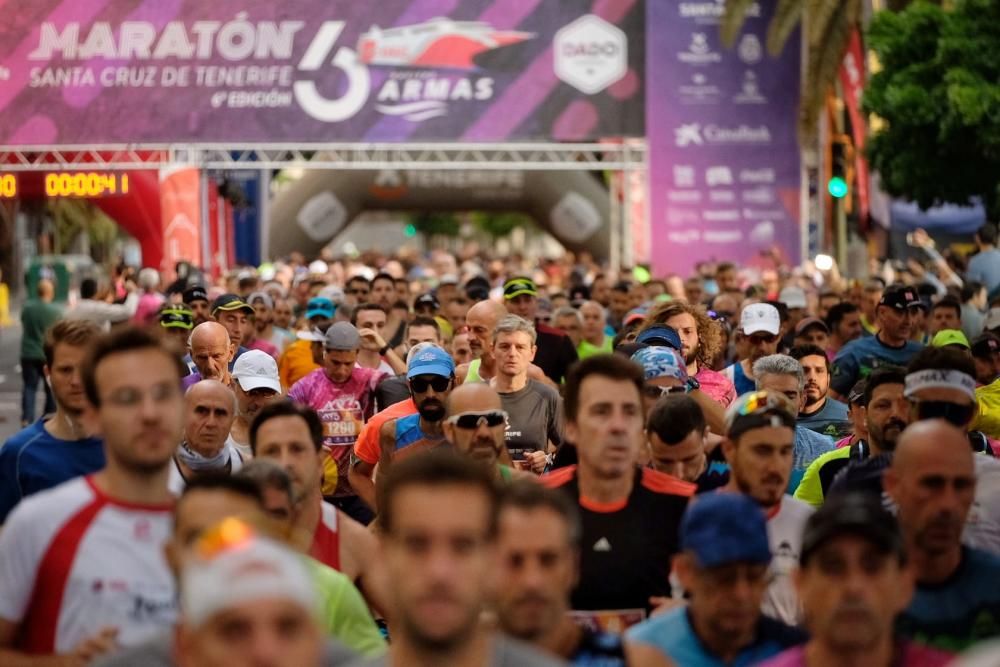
[904,369,976,401]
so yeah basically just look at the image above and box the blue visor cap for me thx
[406,346,456,379]
[635,324,682,350]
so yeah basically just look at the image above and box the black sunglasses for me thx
[912,400,975,428]
[747,333,779,344]
[445,410,508,429]
[410,375,452,393]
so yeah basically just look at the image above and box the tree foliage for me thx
[864,0,1000,217]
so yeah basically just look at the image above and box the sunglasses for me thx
[746,333,779,345]
[409,375,452,393]
[445,410,508,429]
[643,384,687,399]
[912,400,975,428]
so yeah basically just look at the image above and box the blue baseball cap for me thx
[406,346,455,379]
[631,346,688,382]
[635,324,682,350]
[305,297,335,320]
[681,492,771,568]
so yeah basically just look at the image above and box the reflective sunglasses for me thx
[445,410,508,429]
[409,375,452,393]
[643,384,687,399]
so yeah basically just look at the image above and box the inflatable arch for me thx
[267,168,612,260]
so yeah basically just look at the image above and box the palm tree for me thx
[721,0,863,144]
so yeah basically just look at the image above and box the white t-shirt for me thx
[964,455,1000,556]
[167,444,245,495]
[763,494,814,626]
[0,476,176,654]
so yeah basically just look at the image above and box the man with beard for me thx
[794,367,910,507]
[376,346,455,478]
[442,383,524,483]
[723,304,782,396]
[831,284,924,401]
[643,301,736,407]
[346,451,560,667]
[169,380,244,494]
[183,322,236,390]
[888,420,1000,651]
[824,302,863,360]
[494,481,637,665]
[250,401,389,618]
[183,285,212,326]
[627,493,805,665]
[791,344,850,439]
[0,319,104,523]
[721,391,815,626]
[228,350,283,459]
[761,493,952,667]
[0,327,185,663]
[751,355,835,492]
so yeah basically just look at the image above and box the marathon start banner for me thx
[646,0,802,275]
[0,0,644,145]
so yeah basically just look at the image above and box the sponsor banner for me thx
[839,28,869,221]
[1,0,643,145]
[159,166,202,274]
[647,0,802,275]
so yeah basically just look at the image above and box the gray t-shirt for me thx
[500,380,563,461]
[94,631,358,667]
[344,636,566,667]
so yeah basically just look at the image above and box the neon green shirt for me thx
[577,337,613,359]
[304,558,386,657]
[793,447,853,508]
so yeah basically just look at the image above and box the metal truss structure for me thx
[0,141,647,172]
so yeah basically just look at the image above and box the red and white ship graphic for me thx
[358,18,534,70]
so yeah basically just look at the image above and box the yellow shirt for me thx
[973,379,1000,440]
[279,338,320,389]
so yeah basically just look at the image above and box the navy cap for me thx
[972,334,1000,360]
[681,493,771,568]
[414,293,440,311]
[635,324,682,350]
[407,346,456,379]
[801,492,904,565]
[879,284,921,310]
[183,285,209,304]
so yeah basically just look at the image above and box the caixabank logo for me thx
[296,17,535,122]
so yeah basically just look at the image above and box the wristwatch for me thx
[685,376,701,393]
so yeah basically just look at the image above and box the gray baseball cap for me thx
[324,322,360,351]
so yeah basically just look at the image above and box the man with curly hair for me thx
[642,302,736,407]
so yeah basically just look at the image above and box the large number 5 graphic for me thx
[294,21,371,123]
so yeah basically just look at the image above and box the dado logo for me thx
[554,15,627,94]
[674,123,771,147]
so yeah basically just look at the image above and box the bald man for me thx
[888,420,1000,652]
[442,383,524,483]
[169,380,244,493]
[457,300,552,387]
[183,322,236,390]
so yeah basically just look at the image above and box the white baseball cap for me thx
[778,286,808,310]
[231,350,281,394]
[307,260,328,275]
[740,303,781,336]
[182,522,316,627]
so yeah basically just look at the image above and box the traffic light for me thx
[828,135,855,213]
[828,176,848,199]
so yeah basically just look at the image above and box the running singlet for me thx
[722,361,756,396]
[0,476,176,654]
[695,367,737,407]
[542,466,694,613]
[353,398,417,466]
[309,500,342,572]
[289,367,385,497]
[764,496,814,626]
[391,413,446,462]
[627,607,805,667]
[465,358,484,384]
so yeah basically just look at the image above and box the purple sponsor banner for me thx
[0,0,644,145]
[647,0,801,276]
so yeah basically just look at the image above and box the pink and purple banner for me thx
[647,0,802,277]
[0,0,644,145]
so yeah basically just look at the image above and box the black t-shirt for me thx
[533,323,579,384]
[543,466,693,612]
[500,380,563,461]
[374,375,411,412]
